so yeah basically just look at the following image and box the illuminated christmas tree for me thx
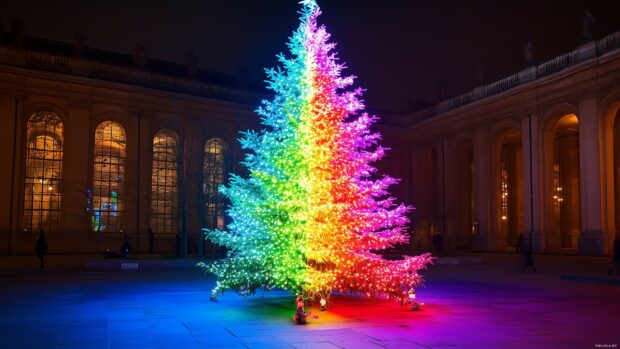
[200,0,432,303]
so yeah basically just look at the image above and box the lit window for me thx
[92,121,126,232]
[23,112,63,232]
[203,138,227,230]
[150,129,180,234]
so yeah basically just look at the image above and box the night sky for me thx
[1,0,619,111]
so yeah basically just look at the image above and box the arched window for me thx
[24,112,63,232]
[203,138,227,230]
[151,129,180,234]
[92,121,126,232]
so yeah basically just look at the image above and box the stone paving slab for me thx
[1,253,619,348]
[290,342,341,349]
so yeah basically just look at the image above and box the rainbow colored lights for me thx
[200,0,432,302]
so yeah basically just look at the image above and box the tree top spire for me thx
[300,0,319,11]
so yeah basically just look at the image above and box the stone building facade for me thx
[380,30,620,256]
[0,36,261,255]
[1,30,620,256]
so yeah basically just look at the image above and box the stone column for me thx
[181,119,204,257]
[62,102,92,248]
[578,97,605,255]
[444,136,478,251]
[121,113,139,246]
[0,95,20,254]
[521,112,545,253]
[411,146,438,252]
[136,112,152,254]
[436,140,450,249]
[473,128,491,251]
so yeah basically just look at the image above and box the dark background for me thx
[1,0,619,111]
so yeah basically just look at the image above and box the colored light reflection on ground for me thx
[0,253,619,348]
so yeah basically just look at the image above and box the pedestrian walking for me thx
[35,229,48,269]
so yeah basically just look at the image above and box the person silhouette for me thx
[294,295,307,324]
[120,234,131,258]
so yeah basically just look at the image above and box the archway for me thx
[23,112,64,233]
[546,114,581,251]
[495,128,524,250]
[202,138,229,258]
[92,120,127,233]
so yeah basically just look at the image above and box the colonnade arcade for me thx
[416,94,620,255]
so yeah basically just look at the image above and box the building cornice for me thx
[0,43,268,108]
[384,30,620,127]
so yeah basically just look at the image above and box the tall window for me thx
[93,121,126,232]
[151,129,179,234]
[203,138,227,230]
[24,112,63,232]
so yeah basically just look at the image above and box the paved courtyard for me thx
[0,253,619,349]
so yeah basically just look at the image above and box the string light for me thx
[199,0,432,303]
